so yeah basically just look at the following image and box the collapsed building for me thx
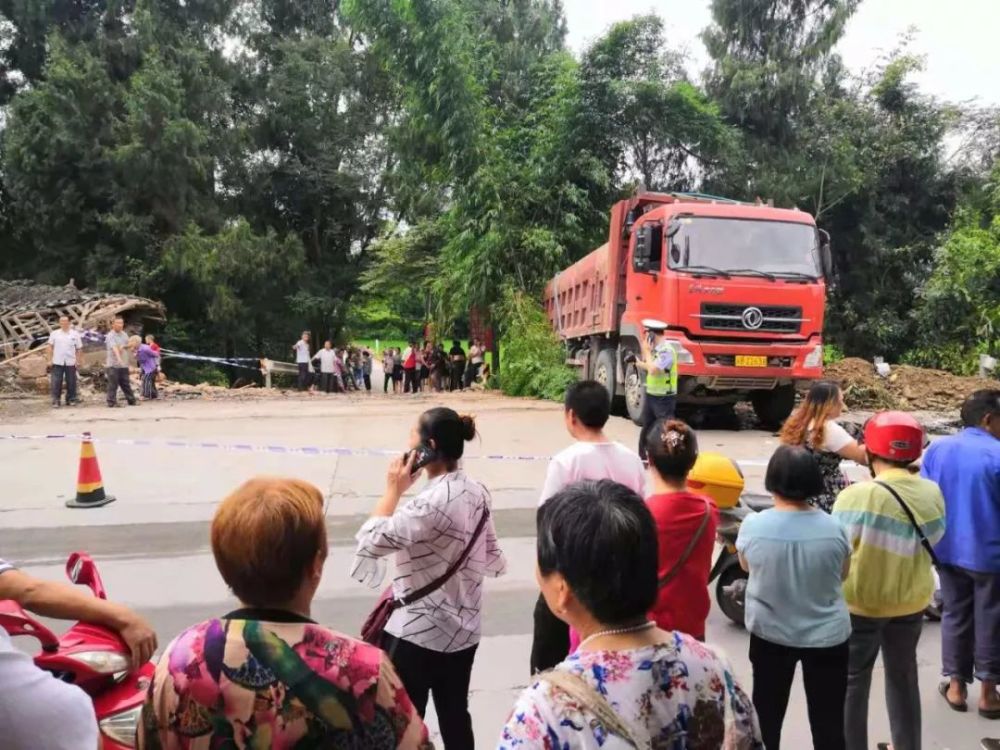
[0,279,166,394]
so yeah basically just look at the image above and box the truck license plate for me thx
[735,355,768,368]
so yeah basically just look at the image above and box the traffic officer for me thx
[635,318,679,461]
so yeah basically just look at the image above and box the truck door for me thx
[627,222,666,325]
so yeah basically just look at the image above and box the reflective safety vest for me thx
[646,340,679,396]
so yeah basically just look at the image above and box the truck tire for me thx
[751,384,796,429]
[593,349,617,407]
[624,362,644,425]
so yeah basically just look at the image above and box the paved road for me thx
[0,391,987,748]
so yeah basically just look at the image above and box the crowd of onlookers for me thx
[10,369,1000,749]
[293,331,490,395]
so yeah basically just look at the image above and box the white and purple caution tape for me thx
[0,432,775,466]
[77,329,265,371]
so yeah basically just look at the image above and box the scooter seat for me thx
[742,494,774,513]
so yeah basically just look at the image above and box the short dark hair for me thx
[961,390,1000,428]
[537,480,658,624]
[646,419,698,481]
[765,445,824,501]
[564,380,610,429]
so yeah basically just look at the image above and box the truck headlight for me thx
[677,345,695,365]
[669,341,695,365]
[804,344,823,369]
[100,705,142,747]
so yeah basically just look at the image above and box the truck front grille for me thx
[709,377,778,390]
[697,303,804,333]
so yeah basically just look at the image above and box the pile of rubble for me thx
[826,358,997,412]
[0,279,164,358]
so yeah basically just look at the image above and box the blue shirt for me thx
[736,508,851,648]
[653,342,674,372]
[921,428,1000,573]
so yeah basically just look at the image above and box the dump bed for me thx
[544,243,616,339]
[543,195,658,340]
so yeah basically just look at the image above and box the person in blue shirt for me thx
[921,390,1000,719]
[736,444,852,750]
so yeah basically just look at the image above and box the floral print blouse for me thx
[138,610,431,750]
[499,632,763,749]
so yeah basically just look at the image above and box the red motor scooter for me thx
[0,552,154,749]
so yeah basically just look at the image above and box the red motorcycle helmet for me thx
[863,411,925,463]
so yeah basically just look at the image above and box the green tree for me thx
[165,218,306,360]
[821,53,962,358]
[910,161,1000,371]
[703,0,860,147]
[2,36,119,283]
[580,14,736,192]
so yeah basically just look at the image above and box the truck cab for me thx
[544,192,832,426]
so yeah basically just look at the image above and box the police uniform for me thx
[638,319,679,460]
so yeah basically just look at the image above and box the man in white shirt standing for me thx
[530,380,646,674]
[315,340,338,393]
[292,331,312,391]
[47,315,82,408]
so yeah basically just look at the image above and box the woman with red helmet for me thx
[832,411,946,750]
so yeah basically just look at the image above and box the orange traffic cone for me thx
[65,432,116,509]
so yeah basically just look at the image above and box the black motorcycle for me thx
[708,493,772,627]
[709,493,942,627]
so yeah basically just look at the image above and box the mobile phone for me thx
[403,443,438,474]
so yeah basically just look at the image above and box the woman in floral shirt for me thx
[500,480,762,749]
[139,477,430,750]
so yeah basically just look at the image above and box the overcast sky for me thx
[562,0,999,106]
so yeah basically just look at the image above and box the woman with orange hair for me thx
[139,477,430,750]
[779,381,867,512]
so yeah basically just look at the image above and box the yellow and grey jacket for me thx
[832,470,945,618]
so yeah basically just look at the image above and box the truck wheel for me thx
[594,349,617,407]
[624,363,644,425]
[751,384,796,429]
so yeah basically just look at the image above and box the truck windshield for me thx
[670,217,822,279]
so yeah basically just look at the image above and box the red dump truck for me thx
[542,192,832,425]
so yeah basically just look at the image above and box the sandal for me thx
[981,707,1000,720]
[939,681,968,712]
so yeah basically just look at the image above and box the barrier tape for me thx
[0,432,785,466]
[159,349,260,363]
[159,351,263,371]
[77,330,267,371]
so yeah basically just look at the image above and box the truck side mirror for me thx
[819,229,833,280]
[633,225,652,272]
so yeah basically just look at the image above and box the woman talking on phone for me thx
[351,407,507,749]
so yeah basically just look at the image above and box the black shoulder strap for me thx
[873,480,939,567]
[399,508,491,606]
[659,498,713,589]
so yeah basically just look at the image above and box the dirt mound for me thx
[826,358,996,412]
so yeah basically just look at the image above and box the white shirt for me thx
[48,328,82,367]
[293,339,311,364]
[809,420,854,453]
[351,470,507,652]
[540,441,646,505]
[0,561,98,749]
[316,349,338,373]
